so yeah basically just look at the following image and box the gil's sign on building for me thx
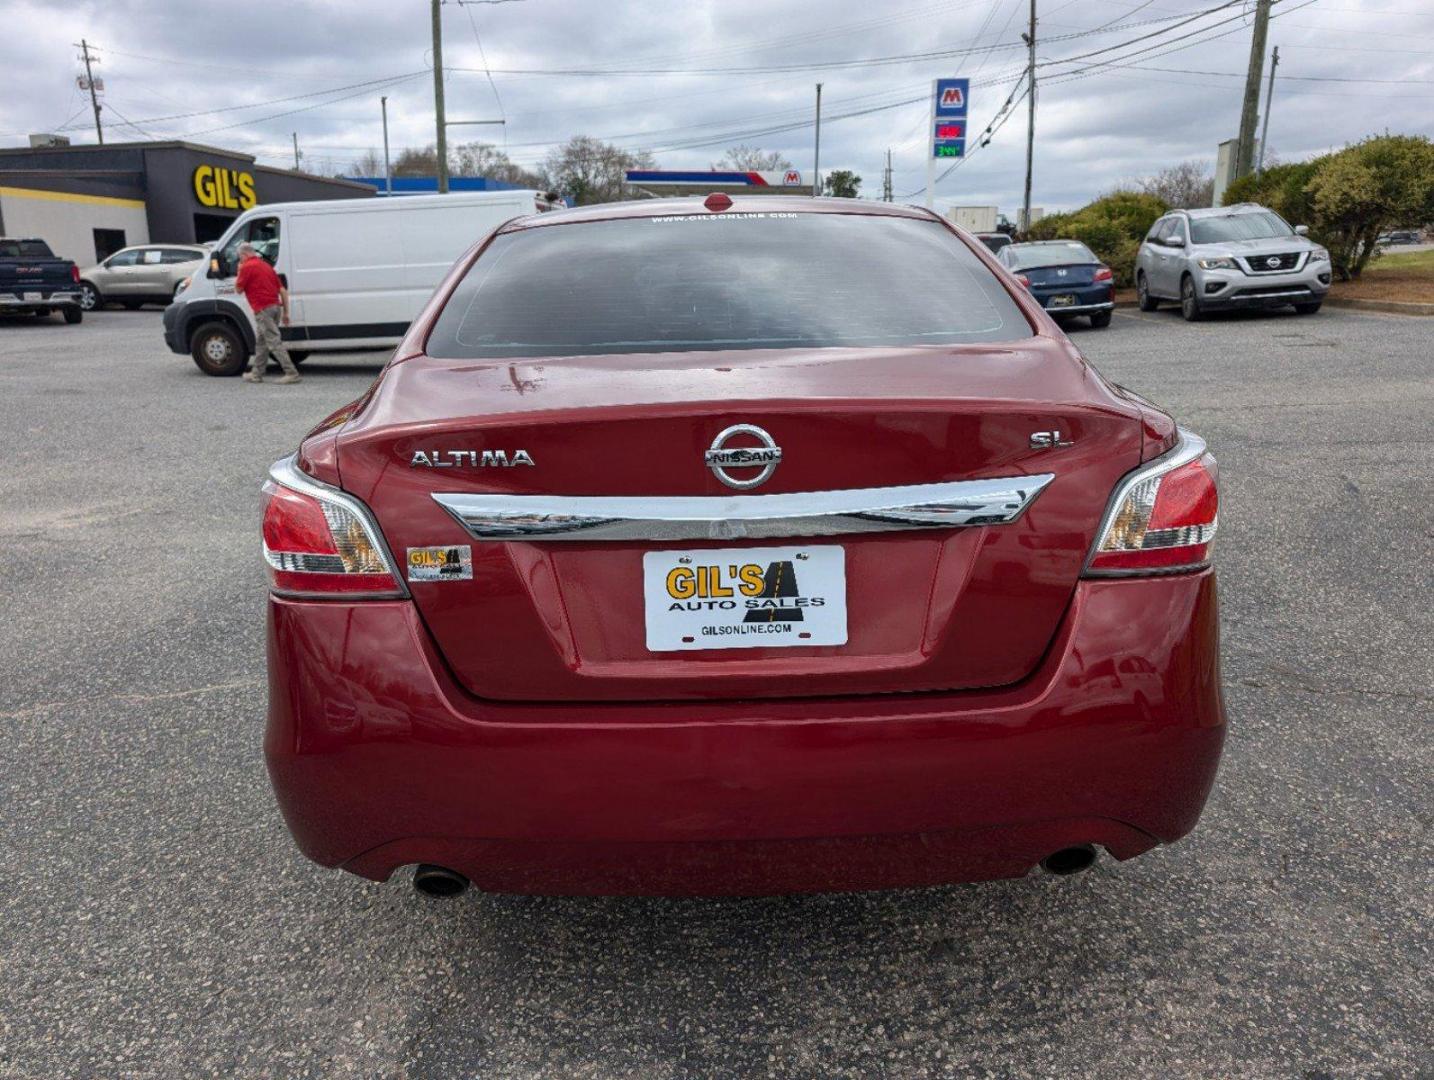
[193,165,257,210]
[926,78,970,209]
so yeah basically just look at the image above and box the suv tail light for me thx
[261,455,406,598]
[1093,266,1114,283]
[1085,430,1218,575]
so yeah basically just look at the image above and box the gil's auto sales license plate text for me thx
[643,545,847,651]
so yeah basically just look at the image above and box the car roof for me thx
[501,195,941,232]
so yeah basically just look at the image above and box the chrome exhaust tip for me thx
[412,864,470,897]
[1040,845,1098,876]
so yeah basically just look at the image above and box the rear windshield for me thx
[0,239,55,258]
[1003,242,1097,270]
[1190,211,1292,244]
[425,212,1030,358]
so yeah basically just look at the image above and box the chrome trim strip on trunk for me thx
[432,476,1056,542]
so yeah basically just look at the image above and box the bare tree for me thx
[1132,160,1215,209]
[451,141,544,187]
[542,136,654,205]
[393,145,441,177]
[712,144,793,171]
[350,148,383,176]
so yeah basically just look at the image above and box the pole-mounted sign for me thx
[926,78,969,209]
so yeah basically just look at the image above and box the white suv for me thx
[1135,204,1330,320]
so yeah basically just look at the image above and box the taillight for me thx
[1085,430,1218,575]
[1093,266,1114,283]
[1015,274,1031,289]
[70,264,81,283]
[261,455,406,598]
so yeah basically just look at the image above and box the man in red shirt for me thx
[234,242,300,384]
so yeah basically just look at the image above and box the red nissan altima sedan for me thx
[262,195,1225,897]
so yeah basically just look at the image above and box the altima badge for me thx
[411,449,535,468]
[705,424,782,489]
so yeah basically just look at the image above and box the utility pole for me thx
[1235,0,1272,181]
[431,0,449,193]
[1256,45,1279,177]
[883,148,893,202]
[1021,0,1036,233]
[813,83,823,198]
[75,39,103,144]
[381,96,393,195]
[292,132,301,170]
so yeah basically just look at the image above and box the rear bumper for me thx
[0,289,78,307]
[265,571,1226,895]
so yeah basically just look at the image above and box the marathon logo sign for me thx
[933,77,970,119]
[193,165,257,211]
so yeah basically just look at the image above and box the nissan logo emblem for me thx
[704,424,782,489]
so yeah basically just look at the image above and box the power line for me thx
[50,70,428,132]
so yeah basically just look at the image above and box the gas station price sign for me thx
[931,78,970,160]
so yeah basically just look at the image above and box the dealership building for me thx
[0,139,372,266]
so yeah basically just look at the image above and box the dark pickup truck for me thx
[0,238,83,323]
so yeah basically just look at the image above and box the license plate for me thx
[643,545,847,651]
[1048,294,1076,308]
[22,291,42,302]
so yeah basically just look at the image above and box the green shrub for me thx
[1224,136,1434,279]
[1022,191,1166,286]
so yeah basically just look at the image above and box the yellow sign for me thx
[193,165,256,210]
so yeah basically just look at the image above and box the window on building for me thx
[93,228,127,262]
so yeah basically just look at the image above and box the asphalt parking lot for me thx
[1,306,1430,1079]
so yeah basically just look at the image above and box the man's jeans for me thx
[250,305,297,377]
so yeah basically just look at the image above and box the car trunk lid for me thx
[337,343,1142,703]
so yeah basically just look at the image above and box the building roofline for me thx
[0,139,254,159]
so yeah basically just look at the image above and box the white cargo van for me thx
[163,190,559,375]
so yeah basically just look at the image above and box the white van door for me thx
[285,208,411,344]
[399,197,525,295]
[211,212,287,338]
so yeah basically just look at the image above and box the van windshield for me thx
[425,212,1031,358]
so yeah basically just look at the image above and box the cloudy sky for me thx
[1,0,1430,215]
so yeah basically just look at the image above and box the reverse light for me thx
[1085,430,1218,575]
[1197,257,1237,270]
[1093,266,1114,283]
[261,455,406,598]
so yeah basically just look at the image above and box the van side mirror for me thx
[1294,225,1310,236]
[1166,235,1186,248]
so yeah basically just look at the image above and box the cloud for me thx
[1,0,1430,214]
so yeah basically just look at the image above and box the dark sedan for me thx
[999,240,1115,328]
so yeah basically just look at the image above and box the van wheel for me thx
[78,282,101,310]
[1136,272,1159,312]
[62,305,83,325]
[190,321,247,376]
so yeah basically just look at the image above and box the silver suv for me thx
[77,244,209,311]
[1135,204,1330,320]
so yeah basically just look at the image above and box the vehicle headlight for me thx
[1198,257,1237,270]
[1308,248,1329,263]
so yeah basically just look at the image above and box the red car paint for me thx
[263,196,1226,894]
